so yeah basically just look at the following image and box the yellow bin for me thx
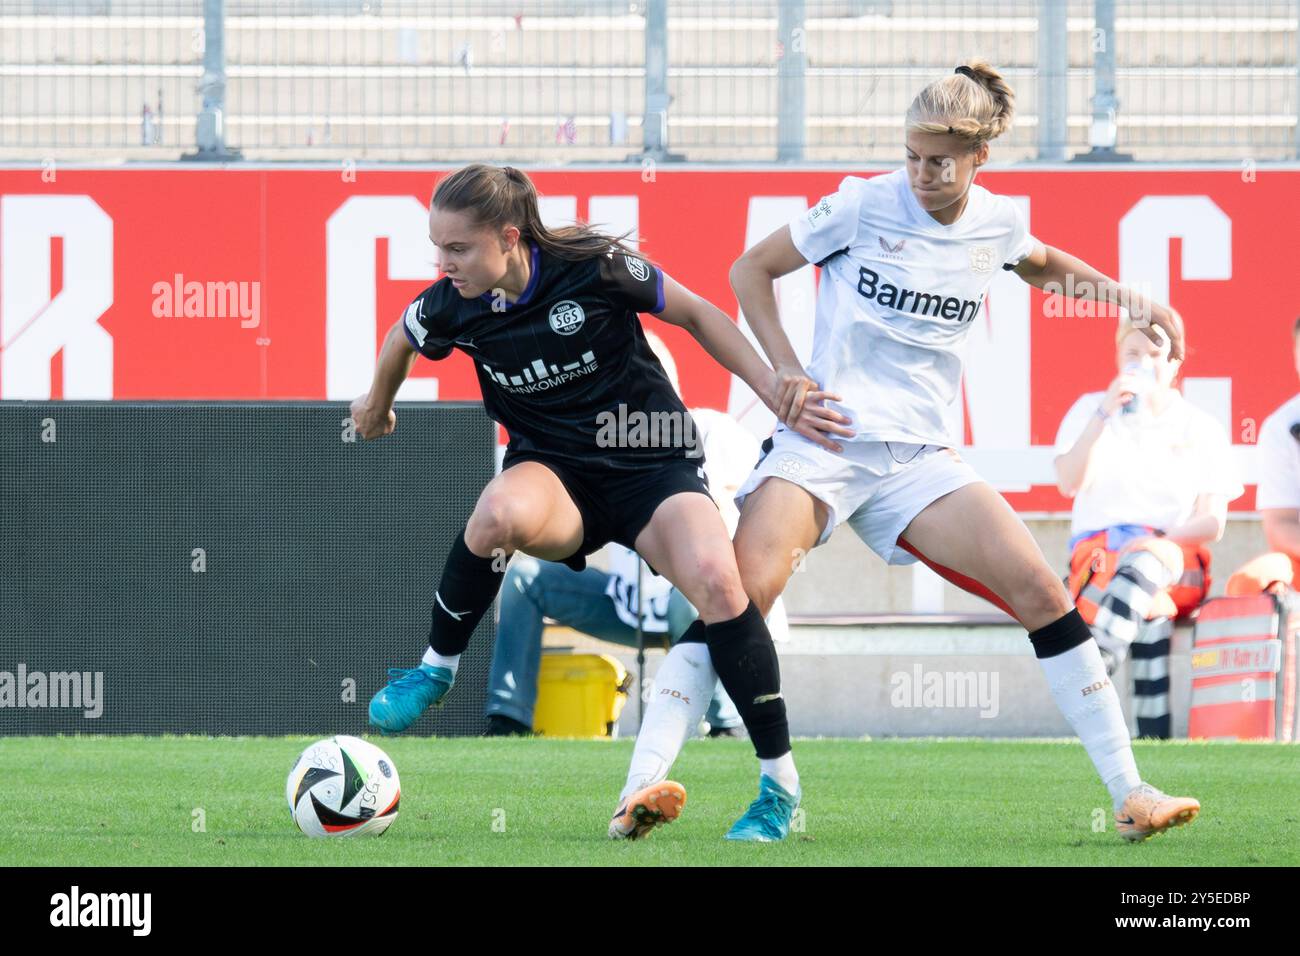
[533,652,633,738]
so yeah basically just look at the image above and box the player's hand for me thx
[1101,371,1139,416]
[773,364,821,425]
[1134,301,1185,363]
[350,394,396,439]
[790,390,855,453]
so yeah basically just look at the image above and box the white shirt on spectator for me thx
[1256,392,1300,511]
[1054,390,1244,539]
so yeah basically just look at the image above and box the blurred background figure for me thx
[1229,317,1300,596]
[1053,317,1243,734]
[141,103,156,146]
[484,330,788,736]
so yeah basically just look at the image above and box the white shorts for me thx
[733,428,983,566]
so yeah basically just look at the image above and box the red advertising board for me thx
[2,165,1296,510]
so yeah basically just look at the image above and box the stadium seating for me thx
[2,0,1296,161]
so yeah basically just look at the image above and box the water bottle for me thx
[1120,361,1154,416]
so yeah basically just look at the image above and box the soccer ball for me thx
[286,735,401,837]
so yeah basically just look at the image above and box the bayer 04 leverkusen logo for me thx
[968,245,995,274]
[548,299,585,335]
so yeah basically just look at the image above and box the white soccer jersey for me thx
[788,168,1037,446]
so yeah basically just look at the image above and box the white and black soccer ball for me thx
[286,735,401,837]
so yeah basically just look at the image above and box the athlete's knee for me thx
[466,492,533,553]
[1006,562,1073,626]
[689,554,749,619]
[696,555,744,601]
[739,574,783,619]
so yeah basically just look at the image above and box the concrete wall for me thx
[581,621,1198,739]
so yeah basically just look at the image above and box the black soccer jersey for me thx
[401,241,698,473]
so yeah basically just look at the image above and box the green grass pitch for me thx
[5,736,1296,866]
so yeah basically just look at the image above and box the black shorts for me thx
[502,452,713,572]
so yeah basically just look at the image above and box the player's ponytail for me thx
[432,163,640,262]
[905,58,1015,148]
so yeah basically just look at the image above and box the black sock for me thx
[704,601,790,759]
[1027,607,1093,659]
[676,619,707,644]
[428,531,506,656]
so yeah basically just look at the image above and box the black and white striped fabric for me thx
[1091,548,1178,666]
[1087,548,1182,739]
[1130,616,1174,738]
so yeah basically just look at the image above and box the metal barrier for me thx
[1,0,1296,162]
[0,400,497,735]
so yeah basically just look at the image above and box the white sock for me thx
[421,646,461,677]
[619,642,714,801]
[1037,639,1140,810]
[760,752,799,795]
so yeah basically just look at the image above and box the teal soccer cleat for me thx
[724,774,800,842]
[368,664,454,734]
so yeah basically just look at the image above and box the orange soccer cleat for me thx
[1115,783,1201,842]
[607,781,687,840]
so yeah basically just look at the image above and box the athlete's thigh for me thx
[733,476,828,617]
[633,491,748,623]
[471,461,585,560]
[897,480,1070,629]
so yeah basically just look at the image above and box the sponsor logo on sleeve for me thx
[403,300,427,346]
[623,255,649,282]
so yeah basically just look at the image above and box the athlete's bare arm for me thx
[655,271,852,452]
[1013,240,1185,362]
[729,226,854,443]
[351,320,418,439]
